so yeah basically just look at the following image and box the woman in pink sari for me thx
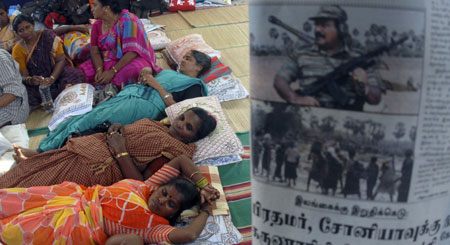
[79,0,161,87]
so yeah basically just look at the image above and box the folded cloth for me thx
[199,56,232,83]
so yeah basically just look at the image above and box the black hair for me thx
[12,14,34,32]
[161,178,200,225]
[187,107,217,142]
[310,141,322,155]
[405,149,413,158]
[0,2,8,12]
[348,148,356,159]
[97,0,130,15]
[191,50,211,77]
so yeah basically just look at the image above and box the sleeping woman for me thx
[38,50,211,152]
[0,107,216,188]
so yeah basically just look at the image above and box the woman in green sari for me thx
[38,50,211,152]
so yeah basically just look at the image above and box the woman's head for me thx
[168,107,217,143]
[0,2,9,28]
[12,15,35,41]
[93,0,130,18]
[179,50,211,78]
[148,178,200,223]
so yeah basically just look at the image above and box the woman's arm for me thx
[167,201,214,243]
[97,51,138,84]
[42,53,65,86]
[0,94,16,108]
[106,123,145,181]
[166,155,220,204]
[140,71,176,106]
[53,25,89,36]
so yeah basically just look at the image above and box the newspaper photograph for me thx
[250,0,424,114]
[250,0,450,244]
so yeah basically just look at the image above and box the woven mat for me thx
[149,13,191,31]
[165,23,249,50]
[218,132,251,244]
[179,5,248,27]
[26,110,51,150]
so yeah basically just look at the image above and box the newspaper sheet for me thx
[250,0,450,244]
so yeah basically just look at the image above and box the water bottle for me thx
[39,85,54,112]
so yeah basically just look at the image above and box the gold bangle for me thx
[96,66,102,72]
[50,75,56,81]
[195,177,209,189]
[163,93,172,100]
[115,152,129,159]
[112,66,118,73]
[189,171,200,179]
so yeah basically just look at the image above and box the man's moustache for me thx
[315,32,325,39]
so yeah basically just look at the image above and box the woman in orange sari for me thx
[0,154,221,244]
[11,14,85,108]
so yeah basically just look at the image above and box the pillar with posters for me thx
[250,0,450,244]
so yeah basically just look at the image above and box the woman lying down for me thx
[0,154,220,244]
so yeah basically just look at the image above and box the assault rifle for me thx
[297,36,408,109]
[268,15,314,45]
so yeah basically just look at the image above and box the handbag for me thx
[93,83,119,107]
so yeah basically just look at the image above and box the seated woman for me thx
[11,14,85,108]
[79,0,161,86]
[0,107,216,188]
[0,154,221,244]
[0,2,18,52]
[38,50,211,152]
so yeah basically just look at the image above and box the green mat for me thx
[218,132,251,244]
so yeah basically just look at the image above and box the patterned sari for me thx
[0,165,180,244]
[0,119,197,188]
[79,10,161,86]
[12,29,85,106]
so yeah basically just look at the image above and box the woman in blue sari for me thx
[38,50,211,152]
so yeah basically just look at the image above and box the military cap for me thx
[309,5,347,22]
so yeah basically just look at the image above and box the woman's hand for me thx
[138,67,153,84]
[96,69,115,85]
[107,123,123,135]
[29,76,43,86]
[41,76,55,86]
[106,124,127,156]
[200,184,220,204]
[95,69,103,83]
[200,200,215,216]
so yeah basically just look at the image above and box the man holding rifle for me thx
[273,5,382,111]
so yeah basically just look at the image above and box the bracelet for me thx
[189,171,200,179]
[25,76,32,84]
[112,66,118,73]
[195,177,209,189]
[163,93,172,99]
[115,152,129,159]
[96,66,102,72]
[50,75,56,81]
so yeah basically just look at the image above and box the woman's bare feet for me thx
[12,144,39,163]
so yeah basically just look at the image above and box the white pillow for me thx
[176,215,243,244]
[48,83,94,131]
[207,75,249,102]
[165,96,243,163]
[147,30,171,51]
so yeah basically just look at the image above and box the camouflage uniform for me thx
[276,5,379,111]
